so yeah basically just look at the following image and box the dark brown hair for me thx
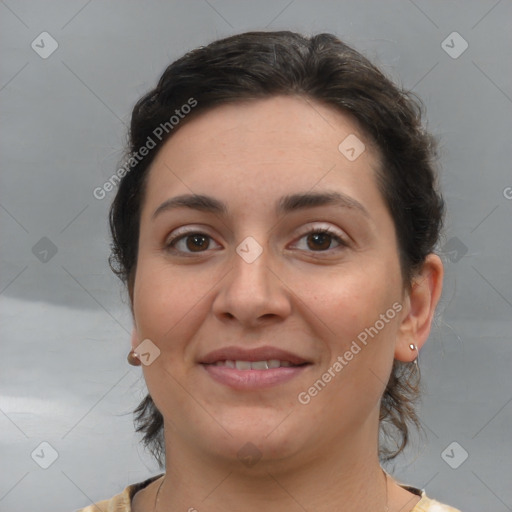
[109,31,445,468]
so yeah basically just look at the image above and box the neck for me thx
[155,421,390,511]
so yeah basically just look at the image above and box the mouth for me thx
[199,345,310,366]
[199,346,312,389]
[204,359,309,370]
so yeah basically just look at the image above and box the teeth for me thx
[235,360,252,370]
[213,360,298,370]
[251,360,269,370]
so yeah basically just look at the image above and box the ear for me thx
[395,253,444,362]
[131,327,139,351]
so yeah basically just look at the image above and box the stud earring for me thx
[127,349,141,366]
[409,343,419,364]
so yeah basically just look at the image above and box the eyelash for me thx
[164,226,348,256]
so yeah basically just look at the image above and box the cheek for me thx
[291,264,395,344]
[132,258,208,414]
[292,264,398,399]
[132,256,205,346]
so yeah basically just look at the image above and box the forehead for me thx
[154,95,378,161]
[141,96,384,218]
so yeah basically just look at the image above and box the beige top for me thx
[75,473,462,512]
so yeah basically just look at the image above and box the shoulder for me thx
[411,492,462,512]
[75,497,112,512]
[73,473,164,512]
[397,481,462,512]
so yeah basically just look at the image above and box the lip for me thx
[199,345,311,390]
[199,345,310,365]
[201,364,310,390]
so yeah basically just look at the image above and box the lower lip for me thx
[201,364,310,389]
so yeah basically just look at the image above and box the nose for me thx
[212,242,292,328]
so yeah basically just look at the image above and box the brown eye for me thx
[165,231,220,255]
[307,232,332,251]
[184,234,210,252]
[294,227,347,253]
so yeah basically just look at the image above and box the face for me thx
[131,96,408,468]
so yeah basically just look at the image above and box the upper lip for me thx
[199,346,310,365]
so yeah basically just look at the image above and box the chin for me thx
[196,415,305,469]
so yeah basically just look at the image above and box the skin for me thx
[129,96,443,512]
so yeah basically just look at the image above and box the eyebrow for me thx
[152,191,370,220]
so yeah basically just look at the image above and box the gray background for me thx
[1,1,511,511]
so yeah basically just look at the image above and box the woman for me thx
[78,31,461,511]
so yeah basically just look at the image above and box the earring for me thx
[409,343,419,364]
[127,349,141,366]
